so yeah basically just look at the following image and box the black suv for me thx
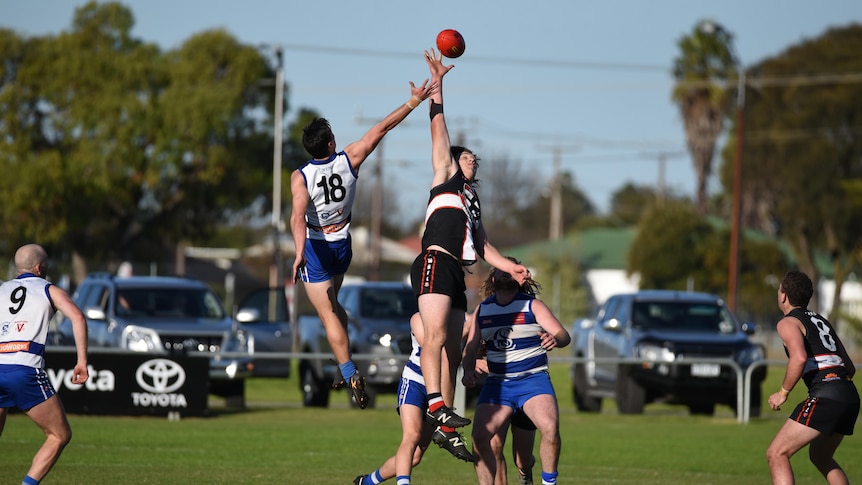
[570,290,767,416]
[52,273,254,401]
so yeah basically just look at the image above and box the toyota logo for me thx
[135,359,186,393]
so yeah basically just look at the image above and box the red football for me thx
[436,29,466,58]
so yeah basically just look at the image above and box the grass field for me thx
[1,363,859,484]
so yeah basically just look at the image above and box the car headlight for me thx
[121,325,162,352]
[636,343,675,363]
[377,333,392,347]
[223,329,253,354]
[736,344,765,366]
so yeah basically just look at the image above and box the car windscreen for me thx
[115,288,225,319]
[240,288,288,322]
[359,288,419,320]
[632,301,737,334]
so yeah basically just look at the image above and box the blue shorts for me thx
[477,371,556,410]
[397,376,427,411]
[0,364,56,411]
[299,236,352,283]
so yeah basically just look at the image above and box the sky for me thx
[4,1,861,225]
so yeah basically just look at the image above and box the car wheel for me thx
[210,379,246,409]
[573,364,602,413]
[300,362,329,407]
[687,402,715,416]
[615,366,645,414]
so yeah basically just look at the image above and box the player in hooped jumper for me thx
[291,77,434,408]
[411,48,530,438]
[766,270,859,484]
[0,244,89,485]
[462,257,570,485]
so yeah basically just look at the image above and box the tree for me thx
[609,183,659,226]
[529,253,590,327]
[722,24,862,322]
[0,2,279,281]
[627,200,712,289]
[508,171,595,247]
[627,200,789,324]
[672,20,738,215]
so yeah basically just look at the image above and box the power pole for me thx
[369,144,383,281]
[728,68,746,313]
[639,150,687,208]
[270,46,285,320]
[355,113,407,281]
[252,45,287,320]
[536,144,579,241]
[535,144,578,317]
[657,152,666,207]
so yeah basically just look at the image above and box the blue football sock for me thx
[338,360,356,381]
[541,471,558,484]
[22,476,39,485]
[339,360,357,381]
[396,475,410,485]
[369,469,384,484]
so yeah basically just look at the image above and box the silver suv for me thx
[296,281,418,408]
[571,290,767,416]
[53,273,253,402]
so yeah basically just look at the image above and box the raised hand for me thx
[424,48,454,81]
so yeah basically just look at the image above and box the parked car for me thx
[296,281,418,408]
[232,287,294,377]
[570,290,767,416]
[52,272,254,404]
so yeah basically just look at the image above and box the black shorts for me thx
[790,393,860,436]
[410,249,467,311]
[511,410,537,431]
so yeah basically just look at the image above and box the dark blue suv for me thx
[570,290,767,416]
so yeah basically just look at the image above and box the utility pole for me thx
[536,144,579,241]
[269,46,284,320]
[369,144,383,281]
[657,152,666,207]
[728,68,745,313]
[639,150,686,208]
[536,144,578,316]
[550,147,563,241]
[355,113,406,281]
[698,20,745,312]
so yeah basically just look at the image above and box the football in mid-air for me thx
[436,29,466,58]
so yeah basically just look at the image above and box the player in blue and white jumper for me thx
[290,77,434,408]
[462,257,570,485]
[0,244,89,485]
[354,312,473,485]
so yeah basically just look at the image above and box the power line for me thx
[281,43,668,72]
[281,42,862,87]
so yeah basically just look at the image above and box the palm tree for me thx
[672,20,739,215]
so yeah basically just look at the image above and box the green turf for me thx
[0,364,858,484]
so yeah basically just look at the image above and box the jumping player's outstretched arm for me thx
[473,221,531,285]
[424,49,456,188]
[343,78,435,171]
